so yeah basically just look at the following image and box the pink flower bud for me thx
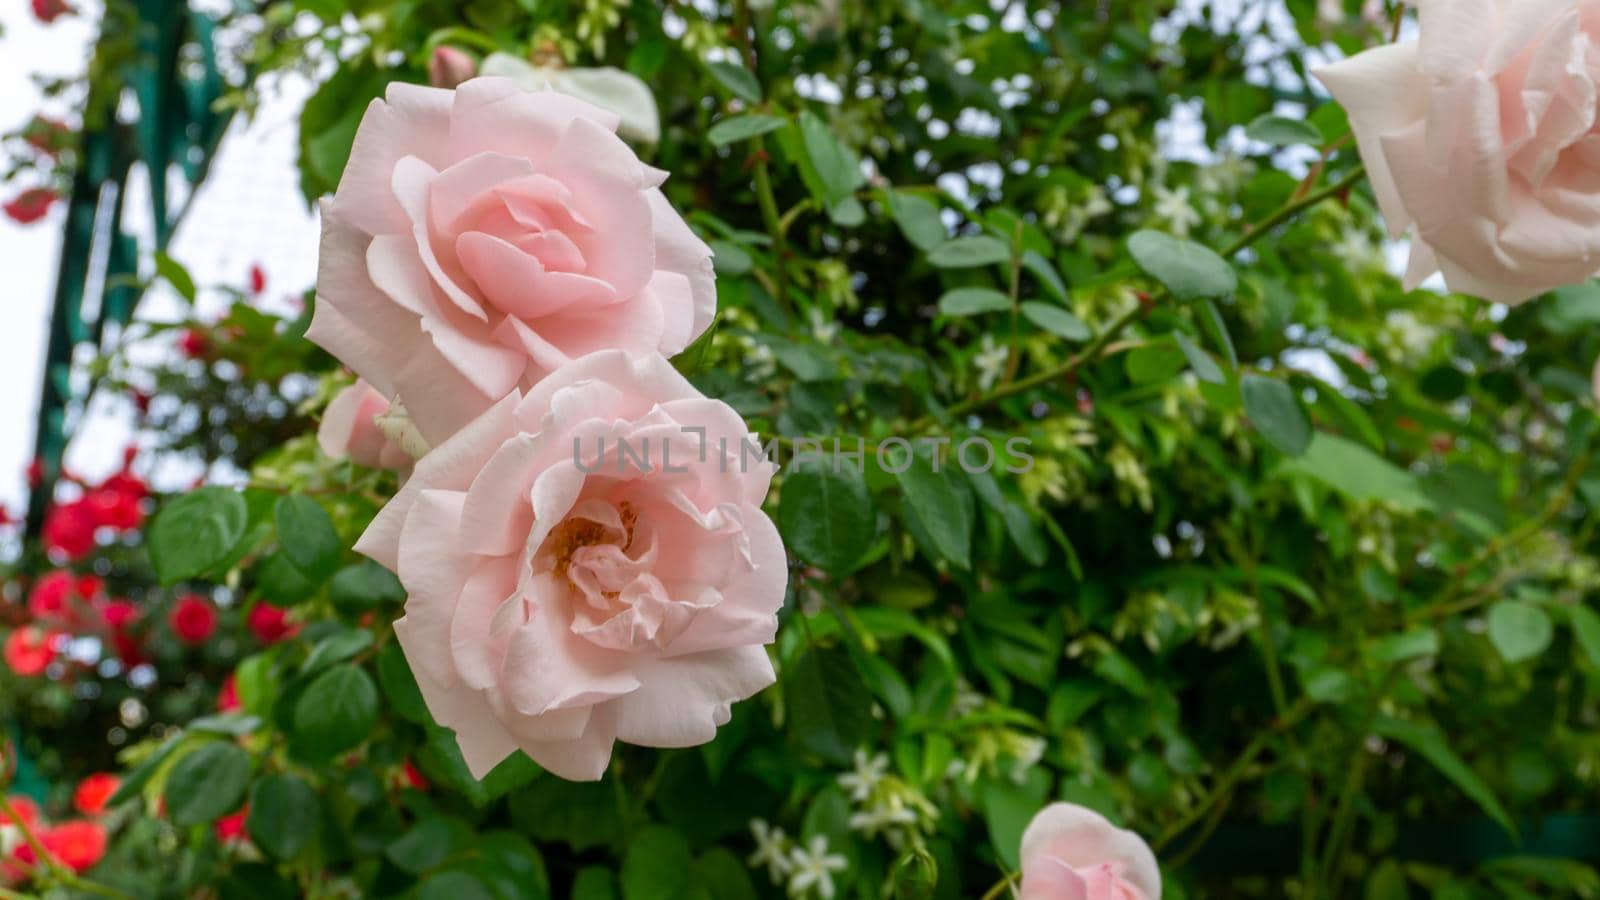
[428,46,477,89]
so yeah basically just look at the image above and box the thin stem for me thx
[978,871,1018,900]
[1312,738,1371,897]
[1219,165,1366,259]
[1153,697,1314,853]
[0,794,62,881]
[910,303,1144,432]
[731,0,793,318]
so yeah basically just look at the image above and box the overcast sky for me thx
[0,1,318,517]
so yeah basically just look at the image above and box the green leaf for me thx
[778,456,874,574]
[1022,249,1069,302]
[1127,230,1237,300]
[1241,374,1312,456]
[1174,332,1224,384]
[328,560,406,614]
[1373,716,1517,839]
[707,113,786,146]
[246,773,320,860]
[189,713,262,737]
[1284,433,1435,511]
[893,450,974,570]
[292,663,378,760]
[705,61,762,103]
[926,236,1011,269]
[164,741,251,827]
[797,111,862,204]
[509,780,624,852]
[377,640,430,726]
[888,191,946,252]
[689,848,759,900]
[1020,301,1090,341]
[1198,298,1238,368]
[788,646,873,765]
[299,628,375,676]
[622,826,693,900]
[1245,114,1325,146]
[1487,601,1554,663]
[386,817,462,875]
[148,487,249,586]
[981,768,1051,870]
[155,250,196,303]
[573,868,621,900]
[937,287,1012,317]
[274,495,341,581]
[1367,627,1440,663]
[708,240,754,276]
[419,728,541,806]
[1569,605,1600,668]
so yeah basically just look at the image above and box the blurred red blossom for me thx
[248,264,266,295]
[27,572,103,627]
[72,774,120,817]
[246,603,296,645]
[214,809,247,844]
[2,188,55,224]
[178,329,208,359]
[26,821,106,873]
[217,674,240,712]
[3,627,60,676]
[30,0,73,23]
[168,595,217,645]
[41,500,97,559]
[401,760,429,792]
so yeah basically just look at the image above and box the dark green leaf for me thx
[705,61,762,103]
[787,646,872,764]
[1487,601,1553,663]
[155,251,196,303]
[1127,230,1237,300]
[149,487,248,585]
[621,826,692,900]
[329,560,406,614]
[797,111,862,204]
[274,494,341,581]
[1174,332,1224,384]
[1245,114,1324,146]
[246,773,320,860]
[889,191,946,251]
[926,236,1010,269]
[1020,301,1090,341]
[894,451,974,570]
[937,287,1011,317]
[779,456,874,574]
[707,113,786,146]
[1242,374,1312,456]
[164,741,251,827]
[1373,716,1516,839]
[292,663,378,759]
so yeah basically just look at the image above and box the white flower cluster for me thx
[747,820,849,900]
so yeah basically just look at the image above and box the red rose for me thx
[246,603,296,645]
[30,0,73,23]
[168,595,216,645]
[0,507,15,528]
[98,600,137,631]
[38,821,106,873]
[3,628,60,676]
[83,487,143,532]
[248,264,266,296]
[0,796,39,828]
[2,188,55,224]
[27,572,103,626]
[216,673,241,712]
[214,809,247,844]
[401,759,429,791]
[41,500,98,560]
[72,774,120,817]
[177,329,208,359]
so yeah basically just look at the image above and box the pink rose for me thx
[309,77,716,446]
[1315,1,1600,304]
[356,351,786,780]
[318,380,416,471]
[1018,803,1161,900]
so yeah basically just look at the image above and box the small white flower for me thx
[837,750,889,802]
[787,835,849,899]
[0,824,22,857]
[1152,184,1201,237]
[974,335,1010,392]
[1009,734,1047,781]
[748,819,794,883]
